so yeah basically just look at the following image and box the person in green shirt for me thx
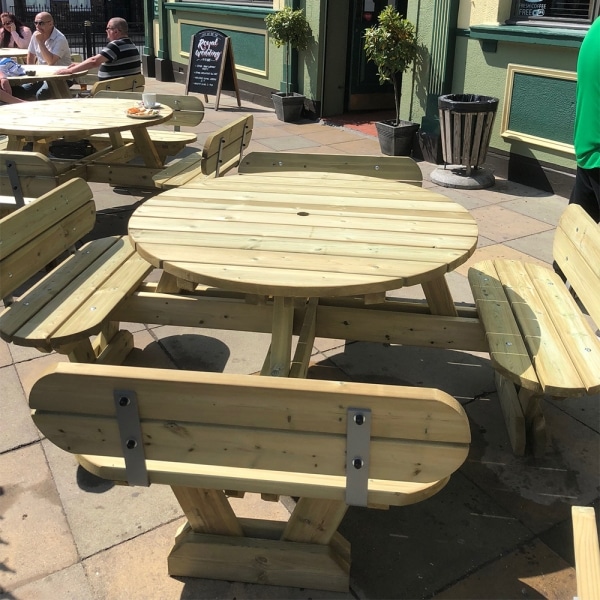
[570,16,600,222]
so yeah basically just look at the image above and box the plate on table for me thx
[126,108,161,119]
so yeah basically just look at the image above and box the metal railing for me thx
[8,4,144,59]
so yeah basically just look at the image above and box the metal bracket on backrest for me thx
[6,159,24,208]
[174,98,181,132]
[345,407,372,507]
[113,389,149,487]
[239,122,249,157]
[215,136,226,178]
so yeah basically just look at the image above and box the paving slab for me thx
[339,472,532,599]
[0,365,40,453]
[0,445,79,592]
[435,538,576,599]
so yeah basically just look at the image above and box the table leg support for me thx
[264,296,294,377]
[422,276,458,316]
[495,371,546,457]
[167,487,350,591]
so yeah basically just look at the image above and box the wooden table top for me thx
[129,173,479,298]
[0,48,28,59]
[0,97,173,138]
[3,64,83,84]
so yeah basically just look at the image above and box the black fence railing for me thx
[8,4,144,59]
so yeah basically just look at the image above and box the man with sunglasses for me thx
[57,18,140,81]
[19,12,71,100]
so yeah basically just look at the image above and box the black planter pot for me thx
[272,92,305,123]
[375,120,420,156]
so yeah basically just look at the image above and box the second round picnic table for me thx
[0,97,174,169]
[4,63,88,99]
[128,171,480,377]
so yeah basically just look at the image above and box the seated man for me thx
[17,12,71,100]
[57,18,140,80]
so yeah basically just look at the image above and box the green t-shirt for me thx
[574,17,600,169]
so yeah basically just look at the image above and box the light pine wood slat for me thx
[493,259,588,396]
[78,452,452,507]
[572,506,600,600]
[31,363,470,441]
[238,152,423,184]
[9,237,151,348]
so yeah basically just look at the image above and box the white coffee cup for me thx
[142,93,157,108]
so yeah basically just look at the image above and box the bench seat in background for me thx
[153,114,253,188]
[89,91,204,162]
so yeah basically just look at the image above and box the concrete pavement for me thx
[1,78,598,600]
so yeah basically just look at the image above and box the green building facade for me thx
[146,0,598,195]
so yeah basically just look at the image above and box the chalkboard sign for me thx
[186,29,241,110]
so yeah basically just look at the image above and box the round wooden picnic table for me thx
[3,64,86,99]
[0,97,173,168]
[0,48,28,60]
[129,172,479,376]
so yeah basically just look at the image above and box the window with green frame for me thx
[508,0,599,27]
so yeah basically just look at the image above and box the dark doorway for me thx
[346,0,408,111]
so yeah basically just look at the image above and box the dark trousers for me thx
[569,165,600,223]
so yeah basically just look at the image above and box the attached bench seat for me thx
[89,74,145,96]
[238,151,424,185]
[153,114,254,188]
[89,91,205,162]
[0,150,86,216]
[30,362,471,591]
[468,204,600,455]
[0,179,153,362]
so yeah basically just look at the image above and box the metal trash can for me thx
[438,94,499,175]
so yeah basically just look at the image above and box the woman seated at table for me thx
[0,71,26,103]
[1,13,32,49]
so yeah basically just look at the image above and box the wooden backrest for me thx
[238,152,423,186]
[0,151,60,202]
[0,178,95,298]
[553,204,600,327]
[30,363,470,502]
[202,114,254,177]
[93,91,205,130]
[90,74,145,96]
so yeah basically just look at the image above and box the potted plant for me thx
[265,5,311,122]
[363,6,420,155]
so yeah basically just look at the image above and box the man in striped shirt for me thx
[57,18,140,80]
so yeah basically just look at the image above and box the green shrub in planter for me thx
[363,6,418,127]
[265,6,311,96]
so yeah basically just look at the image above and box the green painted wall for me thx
[162,1,322,103]
[165,5,276,91]
[452,36,577,167]
[508,72,575,146]
[181,24,265,71]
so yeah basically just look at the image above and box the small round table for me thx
[0,97,173,168]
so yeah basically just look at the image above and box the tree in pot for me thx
[363,6,419,156]
[265,5,311,122]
